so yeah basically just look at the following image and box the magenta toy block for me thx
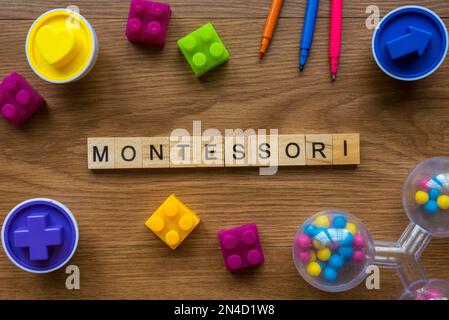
[0,72,45,126]
[14,214,63,261]
[217,223,265,272]
[126,0,171,46]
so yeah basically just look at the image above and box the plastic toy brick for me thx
[145,194,200,249]
[126,0,171,46]
[177,22,230,77]
[217,223,265,271]
[0,72,45,126]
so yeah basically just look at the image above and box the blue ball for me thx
[423,200,439,214]
[338,246,353,262]
[323,267,338,282]
[318,261,327,270]
[304,224,316,237]
[329,254,344,270]
[428,188,440,200]
[333,215,347,229]
[341,232,354,246]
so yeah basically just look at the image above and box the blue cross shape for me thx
[14,214,63,261]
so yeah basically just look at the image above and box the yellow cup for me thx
[26,8,99,83]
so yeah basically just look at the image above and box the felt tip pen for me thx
[259,0,284,59]
[299,0,320,71]
[329,0,343,81]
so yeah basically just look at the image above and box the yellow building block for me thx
[145,195,200,249]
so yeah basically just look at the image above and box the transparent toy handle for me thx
[374,222,431,290]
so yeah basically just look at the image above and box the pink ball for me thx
[427,289,443,300]
[296,234,312,249]
[352,250,365,262]
[297,250,311,262]
[418,178,431,191]
[353,234,366,249]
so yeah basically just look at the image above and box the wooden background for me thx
[1,0,449,300]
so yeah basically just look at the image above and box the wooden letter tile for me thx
[170,135,198,168]
[278,134,306,166]
[332,134,360,165]
[115,137,143,169]
[306,134,333,165]
[250,134,279,167]
[224,134,253,167]
[88,138,115,169]
[199,134,224,167]
[142,137,170,168]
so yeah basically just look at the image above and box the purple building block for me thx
[217,223,265,272]
[0,72,45,126]
[14,214,63,261]
[126,0,171,46]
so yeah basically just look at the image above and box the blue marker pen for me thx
[299,0,320,71]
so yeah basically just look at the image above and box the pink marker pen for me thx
[329,0,343,81]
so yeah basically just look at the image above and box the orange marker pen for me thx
[259,0,284,59]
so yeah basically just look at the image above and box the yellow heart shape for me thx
[36,25,76,66]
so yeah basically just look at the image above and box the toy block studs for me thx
[145,195,200,249]
[217,223,265,271]
[0,72,45,126]
[178,23,230,77]
[126,0,171,46]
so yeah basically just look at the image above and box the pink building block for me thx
[217,223,265,272]
[0,72,45,126]
[126,0,171,46]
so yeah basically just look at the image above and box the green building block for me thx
[177,23,230,77]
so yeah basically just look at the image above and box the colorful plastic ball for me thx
[297,250,311,262]
[352,250,365,262]
[333,215,347,229]
[338,246,353,262]
[423,200,439,214]
[341,232,353,246]
[296,234,312,249]
[313,239,326,250]
[323,267,338,282]
[415,191,429,205]
[318,261,327,270]
[307,262,322,277]
[317,248,331,261]
[304,224,323,237]
[314,215,330,228]
[437,195,449,210]
[345,222,357,235]
[418,178,430,191]
[329,254,344,270]
[353,234,366,249]
[428,188,440,200]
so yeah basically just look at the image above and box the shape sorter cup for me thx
[26,8,99,83]
[1,198,78,273]
[372,6,448,81]
[403,157,449,237]
[292,210,375,292]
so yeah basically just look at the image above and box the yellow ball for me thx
[314,215,330,228]
[437,195,449,210]
[415,191,429,205]
[307,262,321,277]
[317,248,331,261]
[346,222,357,235]
[310,250,317,262]
[313,239,326,250]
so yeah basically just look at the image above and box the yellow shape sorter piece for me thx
[145,195,200,249]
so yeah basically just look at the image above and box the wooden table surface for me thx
[1,0,449,300]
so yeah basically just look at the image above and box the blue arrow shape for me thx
[386,26,433,60]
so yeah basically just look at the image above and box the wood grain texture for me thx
[1,0,449,300]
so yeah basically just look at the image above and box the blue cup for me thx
[2,198,78,273]
[373,6,448,81]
